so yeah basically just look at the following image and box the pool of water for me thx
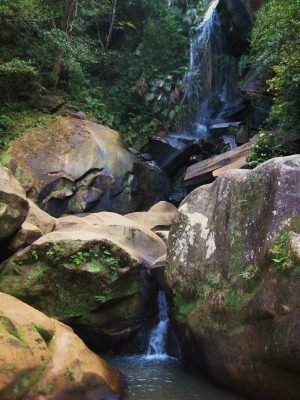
[106,355,245,400]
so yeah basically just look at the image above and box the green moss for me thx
[0,241,139,320]
[66,247,119,282]
[0,316,30,350]
[269,215,300,272]
[0,148,12,166]
[15,165,31,186]
[29,263,48,282]
[173,291,197,320]
[225,288,255,312]
[31,323,54,346]
[270,231,292,270]
[0,107,57,151]
[10,366,45,396]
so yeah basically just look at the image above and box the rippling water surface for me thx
[106,355,245,400]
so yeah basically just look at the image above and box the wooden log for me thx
[184,142,252,184]
[213,155,247,177]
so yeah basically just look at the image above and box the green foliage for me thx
[246,132,294,168]
[270,231,293,271]
[173,289,197,319]
[239,266,259,281]
[250,0,300,135]
[69,251,91,266]
[0,0,189,148]
[67,247,118,281]
[31,250,39,261]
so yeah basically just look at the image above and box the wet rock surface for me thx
[166,155,300,400]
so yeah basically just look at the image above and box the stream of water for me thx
[181,0,241,136]
[146,291,169,359]
[106,291,245,400]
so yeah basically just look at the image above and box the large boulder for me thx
[26,199,56,234]
[0,166,28,240]
[0,292,125,400]
[0,117,170,217]
[55,211,167,266]
[8,222,43,252]
[166,155,300,400]
[0,214,166,352]
[126,201,178,232]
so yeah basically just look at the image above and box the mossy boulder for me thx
[0,216,166,352]
[0,117,170,217]
[0,166,28,241]
[166,155,300,400]
[0,292,125,400]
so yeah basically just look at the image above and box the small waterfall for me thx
[146,291,169,359]
[181,0,241,137]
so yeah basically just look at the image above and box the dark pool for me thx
[106,355,245,400]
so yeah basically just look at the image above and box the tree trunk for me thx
[105,0,117,52]
[51,0,77,89]
[95,0,118,55]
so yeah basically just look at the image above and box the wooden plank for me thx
[213,156,247,177]
[184,142,251,182]
[183,172,213,188]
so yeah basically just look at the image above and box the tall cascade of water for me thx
[146,291,169,358]
[182,0,241,137]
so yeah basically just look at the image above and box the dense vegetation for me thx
[0,0,299,157]
[245,0,300,165]
[250,0,300,136]
[0,0,201,148]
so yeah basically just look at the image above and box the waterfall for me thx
[146,291,169,359]
[181,0,241,137]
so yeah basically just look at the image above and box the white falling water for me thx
[184,0,221,94]
[146,291,169,359]
[182,0,224,135]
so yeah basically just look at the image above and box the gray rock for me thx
[1,117,170,217]
[166,155,300,400]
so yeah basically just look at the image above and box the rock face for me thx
[0,292,125,400]
[0,166,29,240]
[8,222,43,252]
[166,156,300,400]
[0,212,167,352]
[126,201,178,231]
[26,199,56,234]
[1,117,170,217]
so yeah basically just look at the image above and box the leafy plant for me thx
[239,266,259,281]
[246,132,293,168]
[31,250,39,261]
[270,231,293,270]
[250,0,300,136]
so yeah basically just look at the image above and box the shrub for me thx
[250,0,300,136]
[246,131,294,168]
